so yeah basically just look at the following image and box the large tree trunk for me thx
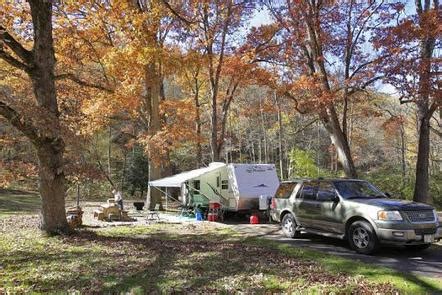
[259,97,269,163]
[36,141,68,233]
[413,109,431,203]
[148,161,163,210]
[216,94,234,160]
[320,105,358,178]
[276,95,285,180]
[193,77,202,167]
[107,125,112,176]
[399,123,407,197]
[29,0,69,233]
[145,63,163,210]
[211,93,220,162]
[128,0,164,210]
[301,1,358,178]
[412,0,438,204]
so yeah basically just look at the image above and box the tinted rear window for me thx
[275,183,297,199]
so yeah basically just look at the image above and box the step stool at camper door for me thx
[208,202,223,222]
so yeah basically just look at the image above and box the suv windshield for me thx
[333,180,385,199]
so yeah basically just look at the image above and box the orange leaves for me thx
[0,160,37,188]
[373,1,440,108]
[382,115,405,136]
[284,74,337,113]
[139,99,198,164]
[160,99,196,125]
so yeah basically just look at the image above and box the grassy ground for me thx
[0,217,441,294]
[0,189,40,218]
[0,191,441,294]
[0,219,396,294]
[249,238,442,294]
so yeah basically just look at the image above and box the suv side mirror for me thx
[332,194,339,202]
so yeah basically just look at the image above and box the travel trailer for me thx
[148,162,280,212]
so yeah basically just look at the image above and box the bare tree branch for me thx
[347,75,384,95]
[284,91,308,114]
[287,118,319,136]
[0,90,40,143]
[0,49,31,72]
[97,159,115,188]
[430,126,442,137]
[0,25,33,65]
[160,0,193,25]
[55,73,114,93]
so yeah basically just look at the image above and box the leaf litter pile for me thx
[0,215,397,294]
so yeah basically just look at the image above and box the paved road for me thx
[230,223,442,279]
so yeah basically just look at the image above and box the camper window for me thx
[221,180,228,190]
[217,176,220,187]
[193,180,200,193]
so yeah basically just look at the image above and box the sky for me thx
[249,8,273,28]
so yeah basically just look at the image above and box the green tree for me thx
[125,147,150,197]
[289,148,328,178]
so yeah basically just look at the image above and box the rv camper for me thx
[149,162,280,212]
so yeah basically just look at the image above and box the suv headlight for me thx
[378,210,403,221]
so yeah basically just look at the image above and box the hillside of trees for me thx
[0,0,440,233]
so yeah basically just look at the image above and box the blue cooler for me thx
[195,212,203,221]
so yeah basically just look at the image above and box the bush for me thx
[363,168,442,209]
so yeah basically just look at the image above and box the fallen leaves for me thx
[0,220,399,294]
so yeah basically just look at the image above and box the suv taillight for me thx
[271,197,276,209]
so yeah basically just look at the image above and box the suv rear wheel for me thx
[281,213,301,238]
[348,220,379,254]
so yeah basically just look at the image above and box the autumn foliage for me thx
[0,0,441,232]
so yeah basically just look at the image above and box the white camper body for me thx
[149,162,280,211]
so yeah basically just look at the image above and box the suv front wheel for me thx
[348,220,379,254]
[281,213,301,238]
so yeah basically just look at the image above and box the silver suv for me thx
[270,179,442,254]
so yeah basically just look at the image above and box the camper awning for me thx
[149,162,226,188]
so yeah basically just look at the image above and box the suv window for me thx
[275,183,297,199]
[317,182,337,201]
[301,181,317,200]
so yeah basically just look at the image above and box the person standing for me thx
[112,189,123,210]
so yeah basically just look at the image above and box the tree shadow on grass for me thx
[3,228,440,294]
[60,230,418,294]
[0,190,40,216]
[60,230,306,293]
